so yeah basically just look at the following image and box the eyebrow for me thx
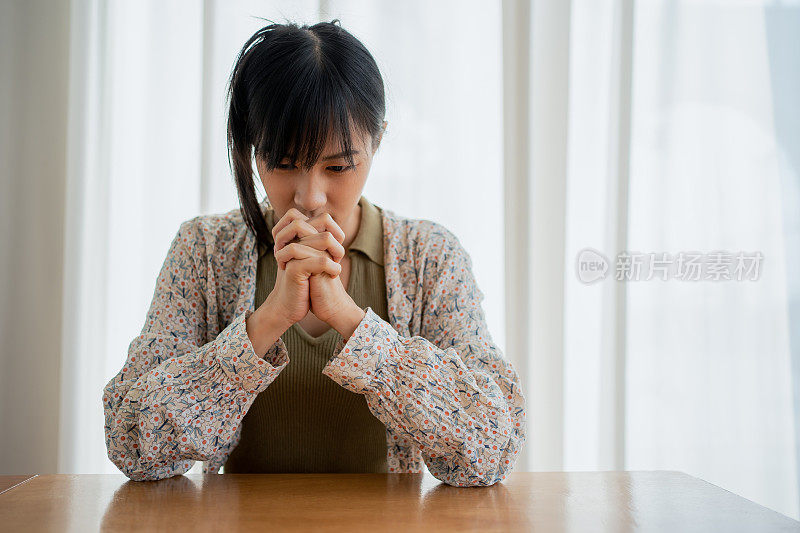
[320,150,360,161]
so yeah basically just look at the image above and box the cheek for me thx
[336,172,367,198]
[263,176,292,197]
[262,179,295,212]
[351,163,371,186]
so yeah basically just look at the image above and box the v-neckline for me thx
[290,250,358,344]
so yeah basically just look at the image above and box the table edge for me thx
[0,475,39,496]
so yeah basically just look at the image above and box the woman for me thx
[102,20,526,487]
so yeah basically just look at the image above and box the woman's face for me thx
[255,122,385,245]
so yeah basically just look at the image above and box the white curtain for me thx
[558,0,800,520]
[0,0,796,522]
[625,0,798,519]
[510,0,799,519]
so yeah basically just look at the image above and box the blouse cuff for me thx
[216,309,289,393]
[322,306,394,394]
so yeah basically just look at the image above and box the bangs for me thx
[249,62,366,171]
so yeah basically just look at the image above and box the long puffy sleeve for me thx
[102,219,289,481]
[322,225,527,487]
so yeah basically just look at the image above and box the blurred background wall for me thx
[0,0,70,476]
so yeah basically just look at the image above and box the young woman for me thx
[103,20,526,487]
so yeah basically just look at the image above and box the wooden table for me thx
[0,471,797,532]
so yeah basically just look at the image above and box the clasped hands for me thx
[270,208,365,338]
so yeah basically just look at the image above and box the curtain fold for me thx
[765,6,800,514]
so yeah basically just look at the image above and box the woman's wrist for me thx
[329,303,367,342]
[246,300,292,358]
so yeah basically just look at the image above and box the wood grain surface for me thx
[0,471,797,532]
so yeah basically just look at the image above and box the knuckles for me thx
[286,207,308,219]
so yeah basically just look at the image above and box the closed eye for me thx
[327,165,356,173]
[276,163,356,173]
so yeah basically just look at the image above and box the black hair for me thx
[226,18,386,248]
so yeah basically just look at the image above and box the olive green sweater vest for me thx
[224,196,390,473]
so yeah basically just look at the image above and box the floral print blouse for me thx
[102,199,527,486]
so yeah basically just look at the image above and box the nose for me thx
[293,167,327,216]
